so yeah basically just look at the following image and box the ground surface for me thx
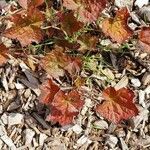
[0,0,150,150]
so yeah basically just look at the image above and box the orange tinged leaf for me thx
[38,79,60,104]
[65,57,82,77]
[138,27,150,54]
[52,90,84,113]
[46,106,78,126]
[101,7,133,44]
[63,0,107,23]
[41,48,82,78]
[0,44,9,66]
[3,7,45,47]
[40,49,70,78]
[96,87,138,124]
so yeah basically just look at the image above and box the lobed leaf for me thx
[46,106,78,126]
[52,90,84,113]
[61,11,84,36]
[3,7,45,47]
[38,79,60,104]
[101,7,133,44]
[63,0,107,23]
[18,0,44,9]
[96,87,139,124]
[40,48,82,78]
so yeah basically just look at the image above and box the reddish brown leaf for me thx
[77,33,98,53]
[40,48,82,78]
[18,0,44,9]
[0,44,8,66]
[38,79,60,104]
[101,7,133,44]
[46,106,78,126]
[65,57,82,77]
[3,7,45,47]
[61,12,84,36]
[40,48,70,78]
[96,87,139,124]
[63,0,107,23]
[52,90,84,113]
[138,27,150,54]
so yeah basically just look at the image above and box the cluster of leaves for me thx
[39,79,84,126]
[1,0,148,126]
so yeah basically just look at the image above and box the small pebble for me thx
[105,135,118,148]
[131,78,141,87]
[1,113,8,125]
[8,113,24,126]
[93,120,108,130]
[77,135,92,146]
[115,129,126,138]
[72,124,83,134]
[9,83,15,89]
[139,90,146,107]
[24,89,31,98]
[134,0,149,8]
[25,129,35,145]
[39,133,48,146]
[15,83,24,89]
[142,73,150,85]
[0,105,3,114]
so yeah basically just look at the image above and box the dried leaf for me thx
[52,90,84,113]
[138,27,150,54]
[63,0,107,23]
[0,44,8,66]
[65,57,82,77]
[96,87,139,124]
[18,0,44,9]
[40,49,69,78]
[39,79,60,104]
[40,48,82,78]
[101,7,133,43]
[46,106,78,126]
[61,11,84,36]
[3,7,45,47]
[77,33,98,53]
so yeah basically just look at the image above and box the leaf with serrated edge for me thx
[38,79,60,104]
[63,0,107,23]
[3,7,44,47]
[52,90,84,113]
[96,87,138,124]
[46,106,78,126]
[101,7,133,44]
